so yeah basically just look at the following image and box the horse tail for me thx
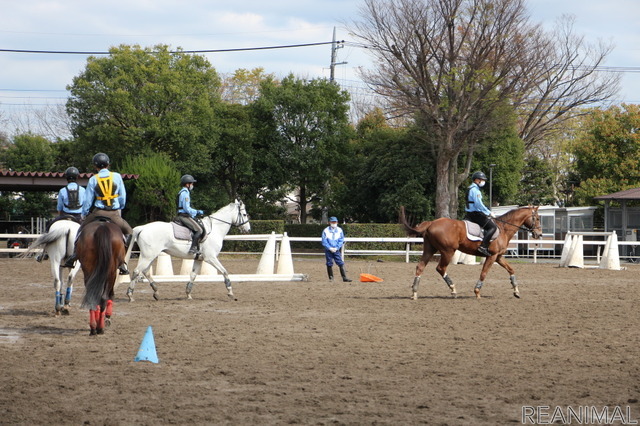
[399,206,433,237]
[19,228,69,258]
[124,226,142,265]
[81,224,121,309]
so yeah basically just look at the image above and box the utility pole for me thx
[329,27,347,82]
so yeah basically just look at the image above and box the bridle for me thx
[209,202,250,228]
[494,208,541,236]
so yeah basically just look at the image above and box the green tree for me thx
[253,75,353,223]
[571,104,640,205]
[0,133,55,171]
[119,152,182,225]
[66,44,221,175]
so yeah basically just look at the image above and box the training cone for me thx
[256,232,276,274]
[276,232,294,274]
[360,273,383,282]
[134,326,159,363]
[155,253,173,276]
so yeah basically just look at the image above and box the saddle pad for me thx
[463,220,500,242]
[171,222,192,241]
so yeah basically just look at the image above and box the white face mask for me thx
[330,223,338,228]
[478,181,486,188]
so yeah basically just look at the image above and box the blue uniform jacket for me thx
[465,182,491,216]
[57,183,86,214]
[82,169,126,216]
[322,226,345,250]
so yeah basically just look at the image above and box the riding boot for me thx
[118,234,132,275]
[339,265,352,282]
[326,266,334,282]
[188,238,200,255]
[62,253,77,268]
[477,237,492,257]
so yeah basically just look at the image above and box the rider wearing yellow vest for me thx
[63,153,133,274]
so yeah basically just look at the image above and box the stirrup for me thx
[477,246,491,257]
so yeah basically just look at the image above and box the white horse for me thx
[124,199,250,301]
[23,220,82,315]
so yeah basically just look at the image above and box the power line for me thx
[0,41,340,56]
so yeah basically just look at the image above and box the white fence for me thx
[4,232,639,265]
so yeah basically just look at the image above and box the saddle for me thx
[171,220,206,243]
[463,220,500,242]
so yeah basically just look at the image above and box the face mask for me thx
[478,181,486,188]
[330,223,338,228]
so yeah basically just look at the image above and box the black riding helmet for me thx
[64,167,80,182]
[93,153,110,168]
[472,171,487,181]
[180,174,197,186]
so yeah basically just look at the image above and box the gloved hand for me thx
[330,247,337,253]
[197,210,204,216]
[489,212,496,218]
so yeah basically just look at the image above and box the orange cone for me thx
[359,273,383,282]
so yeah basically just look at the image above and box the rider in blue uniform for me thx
[321,216,352,282]
[175,175,204,255]
[465,171,497,257]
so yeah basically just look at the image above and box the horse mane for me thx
[498,206,530,223]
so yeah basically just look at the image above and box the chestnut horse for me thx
[77,220,126,335]
[400,206,541,299]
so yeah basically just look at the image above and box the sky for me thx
[0,0,639,134]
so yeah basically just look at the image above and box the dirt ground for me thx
[1,255,639,425]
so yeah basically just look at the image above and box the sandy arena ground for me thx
[1,255,639,425]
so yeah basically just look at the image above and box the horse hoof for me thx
[153,292,159,301]
[228,294,237,301]
[97,328,104,335]
[411,292,418,300]
[90,329,97,336]
[474,288,481,299]
[513,292,521,299]
[186,294,193,300]
[105,317,111,327]
[61,308,70,316]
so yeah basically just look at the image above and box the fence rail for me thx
[2,233,638,263]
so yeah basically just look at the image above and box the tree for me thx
[570,104,640,205]
[0,133,55,171]
[119,152,181,225]
[253,75,353,223]
[66,44,221,174]
[349,0,618,218]
[220,68,276,105]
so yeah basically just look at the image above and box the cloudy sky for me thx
[1,0,638,127]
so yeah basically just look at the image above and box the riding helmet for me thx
[64,166,80,182]
[180,174,197,186]
[92,153,110,168]
[471,171,487,181]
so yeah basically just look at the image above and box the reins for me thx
[493,210,538,234]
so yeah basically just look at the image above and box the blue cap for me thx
[329,216,338,222]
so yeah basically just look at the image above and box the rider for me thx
[63,153,133,274]
[175,174,204,255]
[465,171,497,257]
[37,167,86,262]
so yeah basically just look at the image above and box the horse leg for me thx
[474,256,497,299]
[89,309,98,335]
[412,244,435,300]
[185,260,203,300]
[495,255,520,298]
[128,257,157,302]
[104,299,114,327]
[62,265,77,315]
[200,257,237,301]
[52,264,63,315]
[436,250,457,297]
[96,304,106,335]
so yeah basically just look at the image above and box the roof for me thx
[0,170,139,192]
[593,187,640,201]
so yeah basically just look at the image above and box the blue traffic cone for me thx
[134,326,159,363]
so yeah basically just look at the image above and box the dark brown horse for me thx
[77,220,125,335]
[400,206,541,299]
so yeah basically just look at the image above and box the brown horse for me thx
[400,206,541,299]
[77,220,125,335]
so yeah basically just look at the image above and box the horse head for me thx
[526,206,542,239]
[234,199,251,233]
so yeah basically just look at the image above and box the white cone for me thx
[462,253,478,265]
[179,258,194,275]
[256,232,276,274]
[567,235,584,268]
[200,261,218,275]
[599,232,621,270]
[155,253,173,275]
[451,250,462,264]
[276,232,294,274]
[559,233,573,267]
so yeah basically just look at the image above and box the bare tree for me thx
[349,0,618,218]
